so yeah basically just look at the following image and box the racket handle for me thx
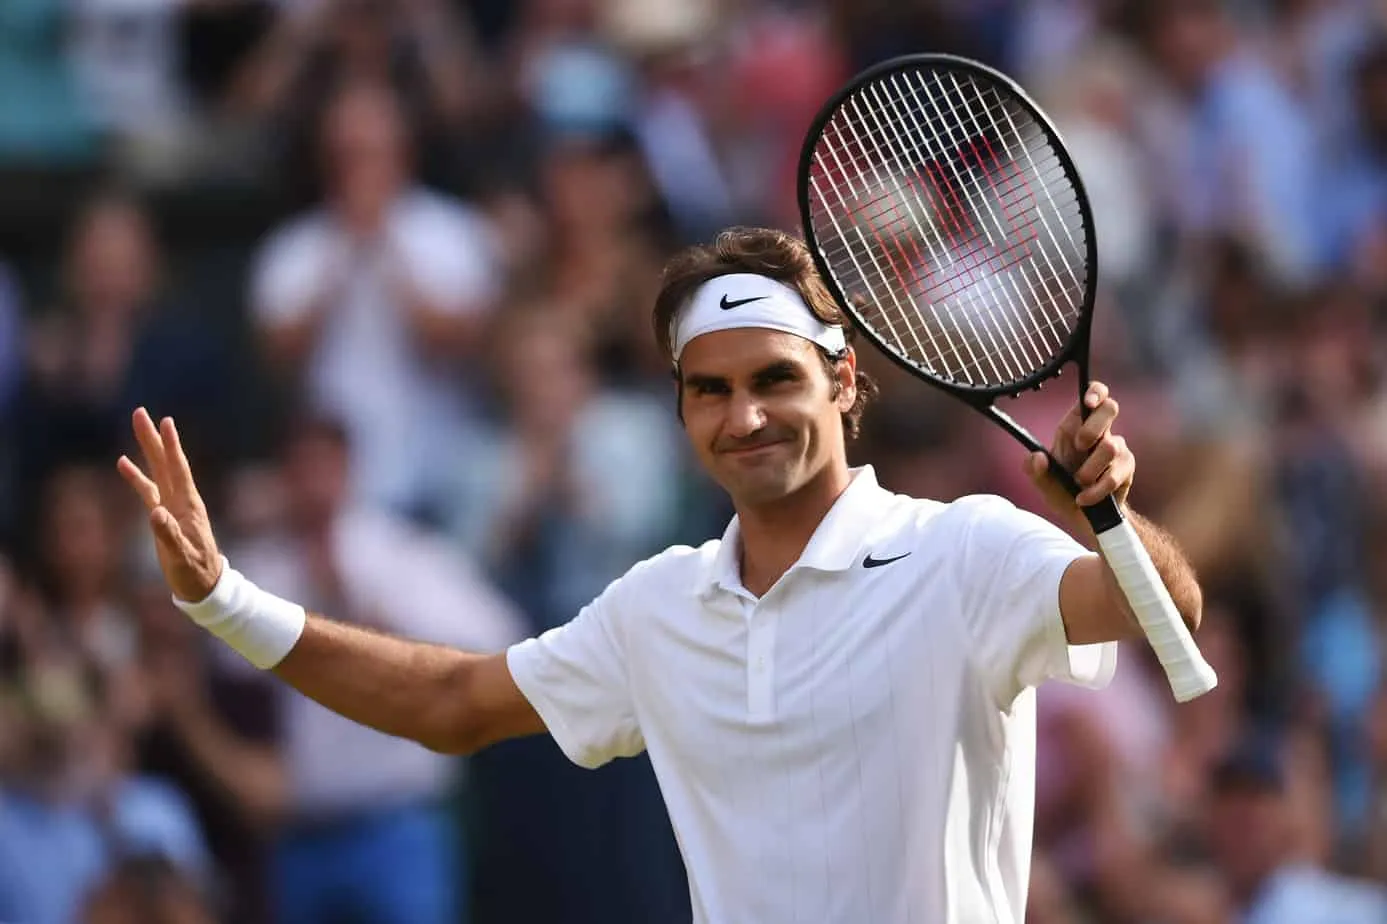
[1093,519,1218,702]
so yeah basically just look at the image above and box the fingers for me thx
[160,416,201,504]
[1074,382,1119,453]
[132,408,172,496]
[117,455,160,511]
[1076,435,1135,506]
[1074,433,1121,487]
[1083,380,1109,412]
[1041,381,1134,508]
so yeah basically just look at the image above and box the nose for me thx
[724,388,766,439]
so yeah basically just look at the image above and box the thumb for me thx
[1023,451,1049,483]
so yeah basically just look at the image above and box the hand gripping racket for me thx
[797,54,1217,702]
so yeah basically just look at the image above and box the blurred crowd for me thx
[0,0,1386,922]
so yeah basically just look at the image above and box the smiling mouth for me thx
[721,441,787,456]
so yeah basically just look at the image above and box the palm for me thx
[116,408,223,603]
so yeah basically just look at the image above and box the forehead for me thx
[679,328,819,377]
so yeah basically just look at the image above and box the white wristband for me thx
[173,556,306,670]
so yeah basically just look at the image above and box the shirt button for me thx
[754,657,765,671]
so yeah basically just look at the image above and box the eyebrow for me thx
[682,359,805,389]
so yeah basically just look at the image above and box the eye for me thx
[757,368,800,389]
[689,380,730,397]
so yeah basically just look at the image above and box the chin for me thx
[717,463,803,506]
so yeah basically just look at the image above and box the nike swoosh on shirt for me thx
[720,294,767,310]
[863,552,912,569]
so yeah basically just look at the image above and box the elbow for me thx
[417,659,486,756]
[1182,582,1204,635]
[421,720,484,757]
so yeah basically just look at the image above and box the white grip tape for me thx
[173,556,307,670]
[1095,521,1217,703]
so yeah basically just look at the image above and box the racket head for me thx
[797,53,1099,402]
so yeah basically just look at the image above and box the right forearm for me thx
[272,615,484,754]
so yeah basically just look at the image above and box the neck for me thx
[735,460,852,596]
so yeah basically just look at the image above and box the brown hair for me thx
[652,227,878,439]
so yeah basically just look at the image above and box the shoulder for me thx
[882,492,1079,573]
[930,493,1063,541]
[602,541,716,603]
[396,187,491,241]
[256,208,332,261]
[875,491,1021,545]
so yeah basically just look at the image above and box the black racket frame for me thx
[797,52,1123,533]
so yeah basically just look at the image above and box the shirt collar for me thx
[697,465,895,599]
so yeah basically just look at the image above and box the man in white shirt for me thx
[116,227,1202,923]
[250,80,499,516]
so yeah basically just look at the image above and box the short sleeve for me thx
[391,194,499,314]
[506,573,643,769]
[953,497,1117,708]
[250,218,334,326]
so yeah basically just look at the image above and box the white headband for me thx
[671,273,847,362]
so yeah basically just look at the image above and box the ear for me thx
[835,348,857,412]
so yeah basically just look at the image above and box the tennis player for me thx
[118,227,1201,923]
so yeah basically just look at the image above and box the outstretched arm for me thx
[272,616,542,753]
[118,408,544,755]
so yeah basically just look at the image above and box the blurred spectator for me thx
[1368,678,1387,881]
[1204,732,1387,923]
[250,80,501,521]
[65,0,197,183]
[713,1,849,229]
[1324,32,1387,289]
[1134,0,1324,284]
[0,492,211,924]
[225,413,522,924]
[7,190,245,532]
[0,261,23,415]
[132,553,286,924]
[80,855,216,924]
[229,0,489,192]
[0,261,25,544]
[0,0,100,164]
[447,305,691,924]
[441,305,684,625]
[516,129,676,384]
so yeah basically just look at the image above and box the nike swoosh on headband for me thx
[720,294,767,310]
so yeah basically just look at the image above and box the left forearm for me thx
[1099,509,1203,634]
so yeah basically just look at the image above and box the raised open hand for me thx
[117,408,223,603]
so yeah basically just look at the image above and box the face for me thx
[40,470,117,597]
[501,320,593,434]
[70,201,157,316]
[678,329,855,508]
[323,87,408,230]
[1207,786,1288,896]
[283,432,351,530]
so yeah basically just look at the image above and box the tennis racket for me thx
[797,53,1217,703]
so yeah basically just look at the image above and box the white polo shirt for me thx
[507,466,1117,924]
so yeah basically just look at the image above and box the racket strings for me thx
[806,67,1089,389]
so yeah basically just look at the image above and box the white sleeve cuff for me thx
[1043,604,1119,690]
[506,641,606,769]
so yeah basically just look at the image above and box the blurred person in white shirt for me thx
[222,411,522,924]
[251,80,501,520]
